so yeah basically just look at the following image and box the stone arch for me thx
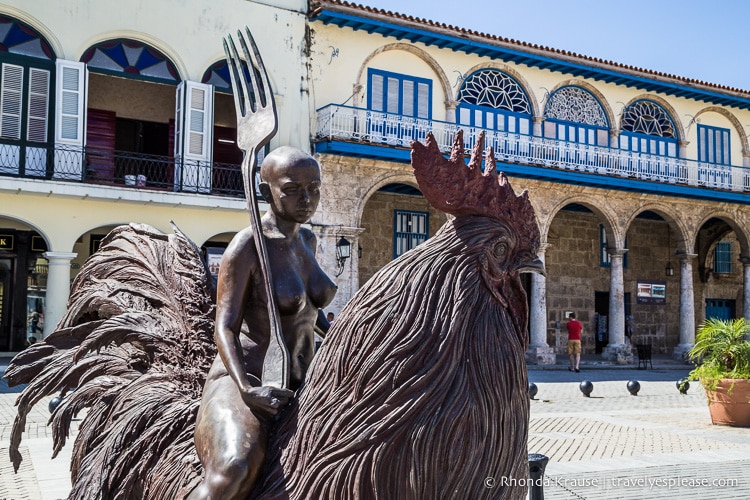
[543,196,620,248]
[545,79,616,130]
[619,94,685,142]
[0,214,52,250]
[355,173,422,228]
[459,62,540,118]
[622,204,690,253]
[354,43,453,104]
[77,30,187,81]
[692,106,750,154]
[0,7,62,59]
[694,211,750,258]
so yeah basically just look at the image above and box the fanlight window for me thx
[458,70,530,113]
[82,39,180,84]
[0,16,55,60]
[456,70,531,135]
[545,87,607,126]
[544,86,608,146]
[621,100,675,138]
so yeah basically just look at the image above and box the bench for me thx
[636,344,653,369]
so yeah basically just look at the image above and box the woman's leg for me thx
[189,360,269,499]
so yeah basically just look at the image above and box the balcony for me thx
[0,142,246,198]
[315,104,750,195]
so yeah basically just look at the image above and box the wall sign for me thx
[637,280,666,305]
[0,234,14,251]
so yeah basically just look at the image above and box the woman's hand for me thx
[240,386,294,417]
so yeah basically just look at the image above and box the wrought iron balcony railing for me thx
[315,104,749,193]
[0,142,247,198]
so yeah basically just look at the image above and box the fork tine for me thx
[246,27,275,111]
[226,33,253,113]
[222,36,245,117]
[237,29,263,111]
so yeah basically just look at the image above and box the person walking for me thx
[566,312,583,372]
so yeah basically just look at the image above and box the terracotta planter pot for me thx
[704,378,750,427]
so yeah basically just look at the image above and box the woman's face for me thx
[263,158,321,223]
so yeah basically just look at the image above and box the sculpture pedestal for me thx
[526,345,556,365]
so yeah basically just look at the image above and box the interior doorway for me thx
[594,291,631,353]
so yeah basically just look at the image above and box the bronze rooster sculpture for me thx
[4,130,542,499]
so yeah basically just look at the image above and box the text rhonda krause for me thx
[497,476,739,489]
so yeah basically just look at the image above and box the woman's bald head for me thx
[260,146,319,183]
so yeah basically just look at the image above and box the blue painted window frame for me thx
[599,225,627,268]
[393,210,429,258]
[456,103,531,135]
[713,241,733,274]
[544,118,609,146]
[367,68,432,119]
[619,131,678,157]
[697,124,731,166]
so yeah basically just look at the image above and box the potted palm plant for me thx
[687,318,750,427]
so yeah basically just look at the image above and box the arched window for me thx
[82,39,180,84]
[619,100,677,157]
[457,69,531,135]
[0,16,55,177]
[544,86,608,146]
[0,16,54,60]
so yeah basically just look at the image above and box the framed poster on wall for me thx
[637,280,666,305]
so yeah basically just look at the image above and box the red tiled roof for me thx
[311,0,749,97]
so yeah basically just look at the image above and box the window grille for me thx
[713,241,733,274]
[394,210,429,258]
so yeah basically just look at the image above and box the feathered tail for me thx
[2,223,215,499]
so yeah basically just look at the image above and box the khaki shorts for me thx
[567,340,582,355]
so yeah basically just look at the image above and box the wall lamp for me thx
[335,236,351,277]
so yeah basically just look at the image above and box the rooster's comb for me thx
[411,130,536,230]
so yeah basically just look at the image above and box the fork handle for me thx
[243,149,289,389]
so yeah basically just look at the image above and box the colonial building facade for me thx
[1,0,748,363]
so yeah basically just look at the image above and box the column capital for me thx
[739,256,750,266]
[532,115,544,124]
[607,248,628,257]
[444,100,459,109]
[676,252,698,262]
[43,251,78,262]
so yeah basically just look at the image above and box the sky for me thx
[362,0,749,91]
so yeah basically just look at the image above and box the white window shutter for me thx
[0,63,23,174]
[27,68,50,143]
[1,63,23,140]
[54,59,88,180]
[175,81,213,193]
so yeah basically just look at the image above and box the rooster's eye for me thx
[493,241,508,259]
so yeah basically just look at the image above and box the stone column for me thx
[673,253,698,360]
[602,248,631,363]
[740,257,750,323]
[526,244,555,365]
[42,251,77,338]
[532,116,544,137]
[609,129,619,148]
[445,100,458,123]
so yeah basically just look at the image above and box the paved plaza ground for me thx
[1,354,749,499]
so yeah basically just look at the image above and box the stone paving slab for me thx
[2,361,749,499]
[527,380,750,499]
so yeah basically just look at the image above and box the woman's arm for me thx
[215,229,257,392]
[214,229,293,415]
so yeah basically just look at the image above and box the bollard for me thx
[528,453,549,500]
[529,382,538,400]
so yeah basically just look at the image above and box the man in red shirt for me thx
[566,312,583,372]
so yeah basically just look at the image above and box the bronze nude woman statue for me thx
[3,27,541,500]
[189,147,337,499]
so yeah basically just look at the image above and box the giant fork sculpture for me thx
[223,28,287,389]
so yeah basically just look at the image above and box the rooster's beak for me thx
[517,258,545,277]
